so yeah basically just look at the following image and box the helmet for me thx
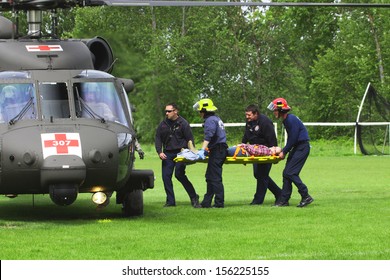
[267,98,291,112]
[1,85,17,103]
[193,98,218,112]
[2,85,17,99]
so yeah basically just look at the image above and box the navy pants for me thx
[280,142,310,202]
[201,144,227,207]
[252,163,281,204]
[162,151,197,205]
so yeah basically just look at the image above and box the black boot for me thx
[191,194,201,208]
[297,195,314,207]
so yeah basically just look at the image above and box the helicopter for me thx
[0,0,155,217]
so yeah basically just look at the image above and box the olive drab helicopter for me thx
[0,0,155,217]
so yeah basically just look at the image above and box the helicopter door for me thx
[40,82,70,119]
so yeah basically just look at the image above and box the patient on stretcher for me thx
[227,144,281,158]
[176,141,281,161]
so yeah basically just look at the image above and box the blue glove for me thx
[197,149,206,160]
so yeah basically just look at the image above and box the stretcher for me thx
[174,155,281,164]
[174,141,282,164]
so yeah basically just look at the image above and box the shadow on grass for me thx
[0,197,129,222]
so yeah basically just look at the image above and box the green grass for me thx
[0,145,389,260]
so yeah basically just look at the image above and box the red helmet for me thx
[267,98,291,112]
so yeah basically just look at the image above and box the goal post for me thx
[190,121,389,155]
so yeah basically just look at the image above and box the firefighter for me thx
[267,98,314,207]
[193,98,228,208]
[242,104,281,205]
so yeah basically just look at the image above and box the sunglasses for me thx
[165,110,174,113]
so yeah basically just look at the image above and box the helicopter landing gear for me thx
[122,189,143,217]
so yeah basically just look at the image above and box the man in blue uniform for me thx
[193,98,228,208]
[268,98,314,207]
[242,104,281,205]
[155,103,201,208]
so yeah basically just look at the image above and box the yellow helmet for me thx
[193,98,218,112]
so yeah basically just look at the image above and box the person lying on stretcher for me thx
[176,141,281,161]
[227,144,281,158]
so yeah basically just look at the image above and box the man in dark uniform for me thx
[155,103,200,208]
[242,104,281,205]
[268,98,314,207]
[193,98,228,208]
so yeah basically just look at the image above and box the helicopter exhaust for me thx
[83,37,114,73]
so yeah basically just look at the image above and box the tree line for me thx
[9,2,390,143]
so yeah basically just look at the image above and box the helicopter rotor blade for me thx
[1,1,390,11]
[101,1,390,8]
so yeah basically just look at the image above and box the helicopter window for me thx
[39,82,71,119]
[0,83,37,123]
[0,71,31,79]
[75,70,114,79]
[74,82,128,126]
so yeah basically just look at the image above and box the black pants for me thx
[280,142,310,202]
[162,151,197,205]
[252,163,281,204]
[201,143,227,207]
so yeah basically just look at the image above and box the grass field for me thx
[0,143,389,260]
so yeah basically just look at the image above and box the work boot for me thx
[297,196,314,207]
[250,200,262,205]
[273,201,289,207]
[191,194,201,208]
[163,203,176,207]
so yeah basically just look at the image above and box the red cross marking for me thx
[44,133,79,154]
[26,45,63,52]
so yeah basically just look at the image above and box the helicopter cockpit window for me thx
[40,82,70,119]
[0,71,31,79]
[0,83,37,123]
[74,82,128,126]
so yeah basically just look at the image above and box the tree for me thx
[68,4,390,143]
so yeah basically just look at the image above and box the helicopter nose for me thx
[41,155,86,196]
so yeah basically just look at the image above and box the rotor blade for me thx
[101,1,390,8]
[2,1,390,10]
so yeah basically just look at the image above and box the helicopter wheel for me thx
[122,189,143,217]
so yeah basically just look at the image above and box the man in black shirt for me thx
[242,104,281,205]
[155,103,200,208]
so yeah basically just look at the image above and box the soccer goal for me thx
[355,83,390,155]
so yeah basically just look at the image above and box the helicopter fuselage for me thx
[0,68,151,199]
[0,9,153,216]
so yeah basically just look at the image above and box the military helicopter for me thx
[0,0,154,217]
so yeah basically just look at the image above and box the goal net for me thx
[356,83,390,155]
